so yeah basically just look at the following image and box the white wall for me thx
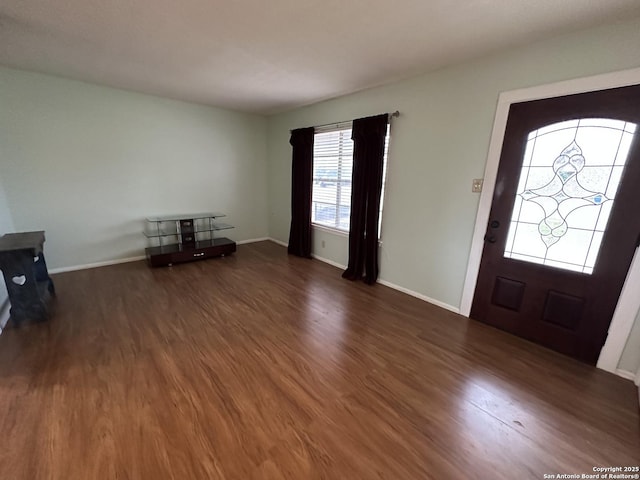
[0,178,15,329]
[619,310,640,375]
[0,67,269,270]
[266,17,640,310]
[0,181,15,236]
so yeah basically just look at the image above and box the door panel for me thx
[470,85,640,364]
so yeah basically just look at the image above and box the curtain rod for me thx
[291,111,400,133]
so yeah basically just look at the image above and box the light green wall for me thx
[266,17,640,310]
[0,67,269,269]
[1,18,639,365]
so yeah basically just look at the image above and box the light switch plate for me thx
[472,178,483,193]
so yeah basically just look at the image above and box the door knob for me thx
[484,234,497,244]
[490,220,500,229]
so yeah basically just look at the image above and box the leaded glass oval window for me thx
[503,118,637,274]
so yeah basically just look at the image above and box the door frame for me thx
[460,67,640,374]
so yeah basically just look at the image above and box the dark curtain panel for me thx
[342,114,388,284]
[288,127,315,258]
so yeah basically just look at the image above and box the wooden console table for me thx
[0,231,55,326]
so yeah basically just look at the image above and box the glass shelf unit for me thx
[144,214,234,247]
[146,212,226,222]
[143,222,234,239]
[144,213,236,267]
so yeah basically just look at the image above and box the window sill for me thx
[311,224,384,246]
[311,224,349,238]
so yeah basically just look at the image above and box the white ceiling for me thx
[1,1,639,114]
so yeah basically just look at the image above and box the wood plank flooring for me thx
[0,241,638,479]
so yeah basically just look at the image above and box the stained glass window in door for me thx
[503,119,636,274]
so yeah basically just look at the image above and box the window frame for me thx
[311,122,390,237]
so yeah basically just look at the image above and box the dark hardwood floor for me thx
[0,241,638,479]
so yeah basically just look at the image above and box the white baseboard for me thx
[614,369,637,381]
[310,253,346,270]
[47,237,273,274]
[237,237,270,245]
[308,249,460,314]
[268,237,288,248]
[376,279,460,314]
[49,255,147,274]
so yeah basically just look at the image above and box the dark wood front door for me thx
[471,85,640,364]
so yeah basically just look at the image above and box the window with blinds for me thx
[312,123,390,233]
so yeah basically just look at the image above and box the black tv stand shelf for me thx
[144,213,236,267]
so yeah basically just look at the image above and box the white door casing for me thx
[460,67,640,374]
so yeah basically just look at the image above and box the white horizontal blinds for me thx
[312,119,391,234]
[379,123,391,235]
[312,122,354,231]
